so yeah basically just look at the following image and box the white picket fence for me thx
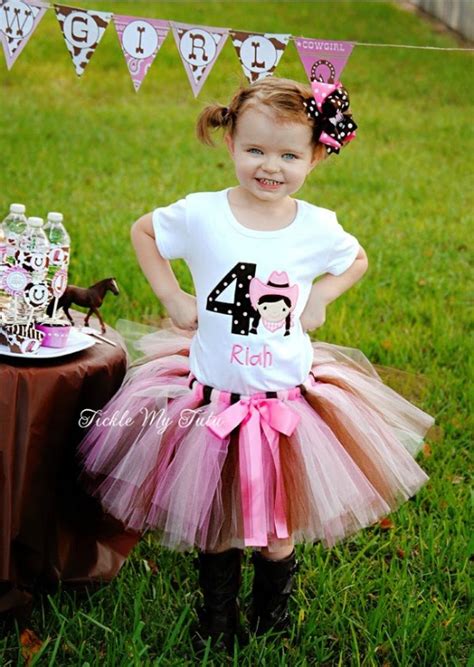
[410,0,474,41]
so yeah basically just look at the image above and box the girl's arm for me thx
[301,245,368,332]
[131,213,198,330]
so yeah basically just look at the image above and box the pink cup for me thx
[35,323,72,348]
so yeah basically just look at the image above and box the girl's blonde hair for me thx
[196,76,329,162]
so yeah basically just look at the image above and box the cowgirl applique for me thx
[249,271,298,337]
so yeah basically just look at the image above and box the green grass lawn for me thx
[1,0,472,664]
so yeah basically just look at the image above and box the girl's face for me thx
[257,299,289,321]
[225,106,319,203]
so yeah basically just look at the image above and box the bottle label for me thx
[3,266,29,296]
[49,246,69,267]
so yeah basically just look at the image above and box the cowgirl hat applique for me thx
[249,271,299,334]
[302,80,358,155]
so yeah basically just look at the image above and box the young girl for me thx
[76,76,434,652]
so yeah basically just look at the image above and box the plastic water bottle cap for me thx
[10,203,26,214]
[27,216,44,227]
[47,212,63,223]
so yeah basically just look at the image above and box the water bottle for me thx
[19,216,49,255]
[44,212,70,317]
[0,221,7,311]
[44,211,70,271]
[0,203,27,312]
[16,217,51,319]
[2,203,27,247]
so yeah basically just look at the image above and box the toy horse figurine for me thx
[47,277,119,334]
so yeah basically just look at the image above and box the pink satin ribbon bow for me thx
[206,395,301,546]
[311,80,341,112]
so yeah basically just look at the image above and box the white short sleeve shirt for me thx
[152,187,360,394]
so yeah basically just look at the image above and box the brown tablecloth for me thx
[0,311,140,617]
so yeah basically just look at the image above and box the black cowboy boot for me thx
[192,548,245,654]
[249,548,299,636]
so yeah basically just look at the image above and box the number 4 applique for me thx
[206,262,256,335]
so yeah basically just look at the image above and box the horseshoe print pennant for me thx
[229,30,290,84]
[0,0,47,70]
[171,21,229,98]
[54,4,112,77]
[294,37,354,84]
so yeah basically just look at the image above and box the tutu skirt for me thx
[76,325,434,553]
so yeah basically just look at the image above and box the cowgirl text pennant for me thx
[113,14,169,91]
[171,21,229,98]
[54,3,112,77]
[229,30,291,83]
[295,38,354,83]
[0,0,47,70]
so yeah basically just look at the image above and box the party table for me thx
[0,311,140,617]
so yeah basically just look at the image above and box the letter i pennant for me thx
[54,4,112,77]
[114,15,170,92]
[0,0,47,70]
[229,31,290,84]
[170,21,229,98]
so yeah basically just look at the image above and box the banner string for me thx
[30,1,474,52]
[331,42,473,51]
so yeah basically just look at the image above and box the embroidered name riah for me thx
[230,344,273,367]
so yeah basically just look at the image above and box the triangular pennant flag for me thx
[0,0,47,70]
[54,4,112,77]
[170,21,229,98]
[113,14,170,92]
[229,31,290,84]
[294,37,354,84]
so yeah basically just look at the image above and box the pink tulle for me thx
[76,323,434,553]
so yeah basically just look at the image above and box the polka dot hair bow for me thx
[302,80,357,155]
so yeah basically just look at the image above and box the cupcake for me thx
[35,316,71,348]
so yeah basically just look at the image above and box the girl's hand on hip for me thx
[300,299,326,333]
[163,289,198,331]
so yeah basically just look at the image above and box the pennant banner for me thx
[171,21,229,98]
[114,14,169,91]
[229,31,291,84]
[294,37,354,83]
[0,0,47,70]
[54,3,112,77]
[1,0,361,94]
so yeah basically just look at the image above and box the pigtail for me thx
[196,104,233,147]
[250,310,260,334]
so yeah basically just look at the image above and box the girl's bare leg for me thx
[260,539,295,560]
[204,540,294,558]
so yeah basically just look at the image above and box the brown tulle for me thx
[304,391,399,506]
[211,429,243,551]
[279,432,313,535]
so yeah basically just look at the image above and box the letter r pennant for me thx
[170,21,229,99]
